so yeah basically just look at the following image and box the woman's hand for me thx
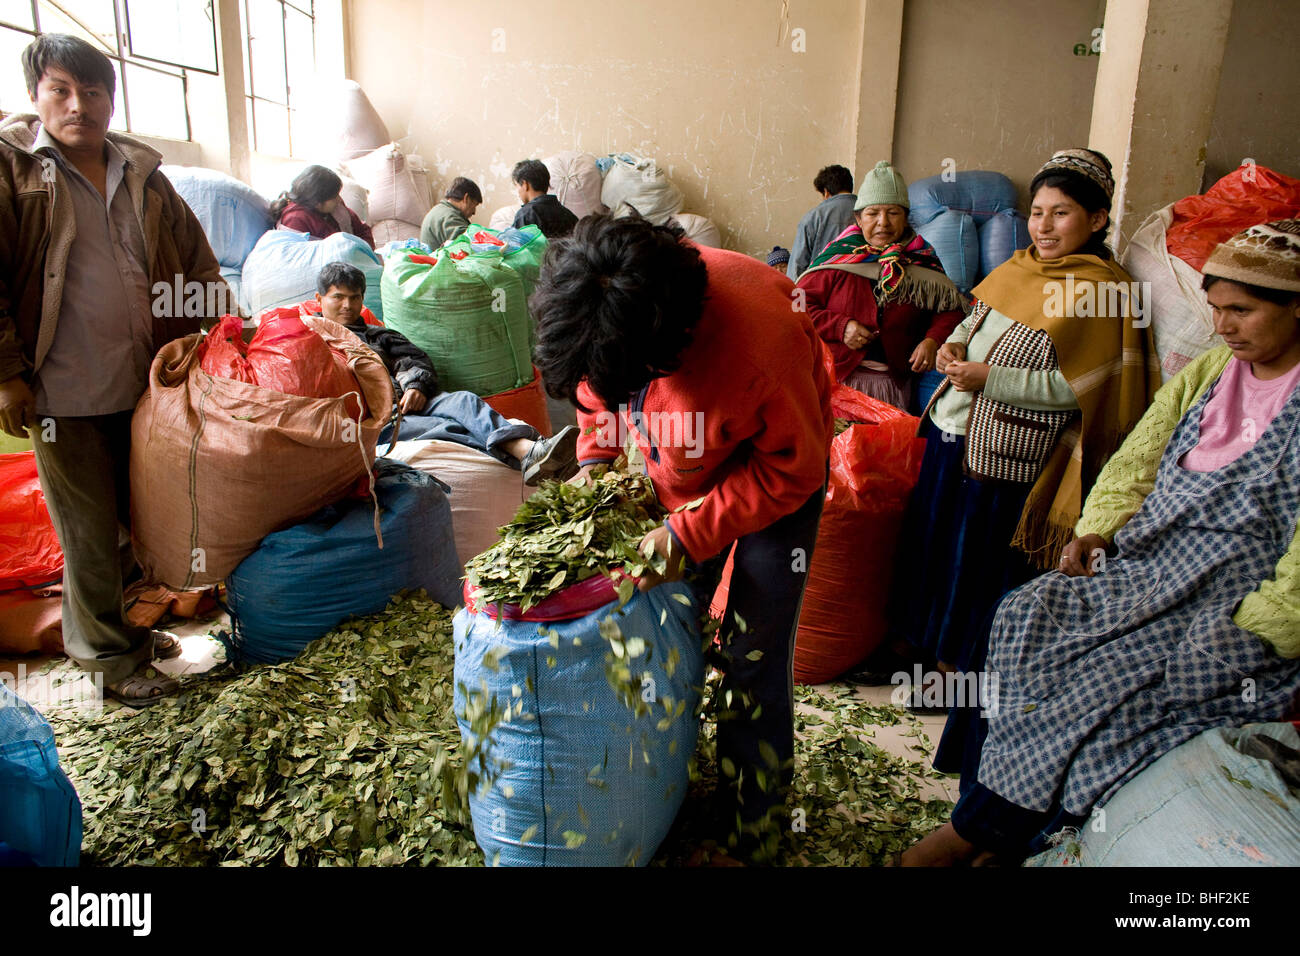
[842,319,878,351]
[635,524,687,592]
[945,360,990,392]
[935,342,965,373]
[909,338,939,372]
[1058,534,1111,577]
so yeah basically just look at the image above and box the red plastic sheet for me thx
[0,452,63,591]
[198,314,255,383]
[1166,166,1300,271]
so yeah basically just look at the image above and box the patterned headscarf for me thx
[807,223,945,302]
[1035,148,1115,202]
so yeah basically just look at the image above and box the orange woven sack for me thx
[130,317,393,588]
[483,367,553,437]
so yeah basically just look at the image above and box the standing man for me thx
[531,215,833,860]
[510,159,578,239]
[0,35,226,705]
[419,176,482,249]
[787,164,857,280]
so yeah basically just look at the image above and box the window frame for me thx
[241,0,313,158]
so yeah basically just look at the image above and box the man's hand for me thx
[1058,534,1110,577]
[945,360,990,392]
[635,524,687,592]
[399,389,428,415]
[0,376,35,438]
[909,337,939,372]
[842,319,877,351]
[935,341,966,373]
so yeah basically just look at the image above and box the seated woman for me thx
[903,219,1300,865]
[885,148,1160,786]
[306,263,577,484]
[797,160,966,408]
[270,165,375,250]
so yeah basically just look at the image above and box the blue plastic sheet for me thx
[0,684,81,867]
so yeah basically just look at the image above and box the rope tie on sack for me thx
[343,387,383,550]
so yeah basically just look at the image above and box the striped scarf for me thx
[808,225,944,303]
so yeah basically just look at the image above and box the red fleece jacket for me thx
[799,268,963,382]
[278,201,375,250]
[576,246,834,562]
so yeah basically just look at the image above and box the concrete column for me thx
[215,0,252,182]
[850,0,905,179]
[1087,0,1234,251]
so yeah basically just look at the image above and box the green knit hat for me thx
[854,160,909,211]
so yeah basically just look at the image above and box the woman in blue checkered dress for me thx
[903,220,1300,865]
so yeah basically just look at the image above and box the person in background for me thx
[270,164,375,250]
[420,176,482,249]
[0,34,228,705]
[798,161,965,408]
[787,164,857,280]
[511,159,578,238]
[886,147,1161,792]
[766,246,791,271]
[530,215,833,861]
[307,263,577,483]
[903,219,1300,865]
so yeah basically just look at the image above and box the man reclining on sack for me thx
[304,262,577,484]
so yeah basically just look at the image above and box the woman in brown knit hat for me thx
[904,219,1300,866]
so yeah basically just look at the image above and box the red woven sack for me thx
[0,451,63,590]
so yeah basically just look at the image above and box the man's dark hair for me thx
[512,159,550,193]
[813,164,853,196]
[531,214,709,409]
[1201,273,1300,306]
[22,33,116,101]
[446,176,483,203]
[317,261,366,296]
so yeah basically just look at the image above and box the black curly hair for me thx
[530,214,709,410]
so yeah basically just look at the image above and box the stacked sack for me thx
[240,230,385,320]
[381,227,541,398]
[130,315,393,590]
[907,171,1029,294]
[224,458,460,664]
[601,152,685,225]
[161,165,271,312]
[343,142,435,246]
[1122,165,1300,381]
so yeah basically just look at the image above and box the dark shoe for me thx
[151,630,184,661]
[521,425,579,486]
[105,665,179,709]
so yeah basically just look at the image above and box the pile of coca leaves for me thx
[44,598,952,867]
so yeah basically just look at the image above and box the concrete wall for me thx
[348,0,864,255]
[1205,0,1300,187]
[892,0,1103,206]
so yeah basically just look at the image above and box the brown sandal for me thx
[105,667,179,709]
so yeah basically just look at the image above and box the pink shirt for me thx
[1180,356,1300,473]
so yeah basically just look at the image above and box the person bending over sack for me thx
[271,164,375,250]
[903,219,1300,866]
[530,215,834,861]
[307,263,577,484]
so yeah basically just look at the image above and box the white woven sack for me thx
[344,143,433,225]
[669,213,722,248]
[383,439,532,570]
[371,219,422,247]
[600,154,684,226]
[1121,204,1219,381]
[543,151,605,219]
[490,204,521,232]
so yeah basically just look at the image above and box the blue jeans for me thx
[379,391,538,466]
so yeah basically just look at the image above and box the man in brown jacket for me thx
[0,34,227,705]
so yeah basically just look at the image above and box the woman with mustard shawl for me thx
[886,148,1162,790]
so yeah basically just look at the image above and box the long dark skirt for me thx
[886,418,1038,784]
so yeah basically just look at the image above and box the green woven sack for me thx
[444,225,547,297]
[380,250,532,396]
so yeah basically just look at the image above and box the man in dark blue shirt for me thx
[511,159,579,238]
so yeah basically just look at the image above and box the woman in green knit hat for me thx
[797,160,966,409]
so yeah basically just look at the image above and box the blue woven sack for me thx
[0,684,81,866]
[454,581,705,866]
[225,460,460,663]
